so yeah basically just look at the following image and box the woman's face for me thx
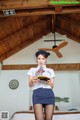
[36,54,47,66]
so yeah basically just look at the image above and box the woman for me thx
[28,50,55,120]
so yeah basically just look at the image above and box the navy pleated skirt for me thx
[32,88,55,106]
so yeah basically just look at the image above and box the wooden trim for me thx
[12,110,80,115]
[2,63,80,70]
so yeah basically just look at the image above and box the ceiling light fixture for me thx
[3,9,16,16]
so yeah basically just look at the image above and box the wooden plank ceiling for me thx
[0,0,80,62]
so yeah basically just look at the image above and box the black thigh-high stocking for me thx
[33,104,44,120]
[44,104,54,120]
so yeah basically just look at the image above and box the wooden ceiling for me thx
[0,0,80,62]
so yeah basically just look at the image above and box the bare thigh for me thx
[33,104,44,120]
[44,104,54,120]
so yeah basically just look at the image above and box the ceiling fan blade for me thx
[57,41,68,50]
[53,50,63,58]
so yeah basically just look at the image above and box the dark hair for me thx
[35,50,50,58]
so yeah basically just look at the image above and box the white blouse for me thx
[27,65,55,90]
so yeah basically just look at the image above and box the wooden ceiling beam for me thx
[0,0,49,10]
[0,1,80,17]
[0,8,80,17]
[0,0,80,10]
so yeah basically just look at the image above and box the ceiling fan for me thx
[39,14,68,58]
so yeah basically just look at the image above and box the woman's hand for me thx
[31,76,39,83]
[29,76,39,87]
[45,78,54,88]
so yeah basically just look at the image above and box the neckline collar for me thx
[37,65,46,69]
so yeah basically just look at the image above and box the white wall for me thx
[54,71,80,107]
[0,70,30,118]
[0,33,80,118]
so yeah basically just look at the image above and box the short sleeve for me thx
[50,69,55,78]
[27,68,33,76]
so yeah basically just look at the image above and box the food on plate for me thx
[38,76,50,81]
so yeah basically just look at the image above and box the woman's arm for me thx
[45,77,55,88]
[28,76,39,87]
